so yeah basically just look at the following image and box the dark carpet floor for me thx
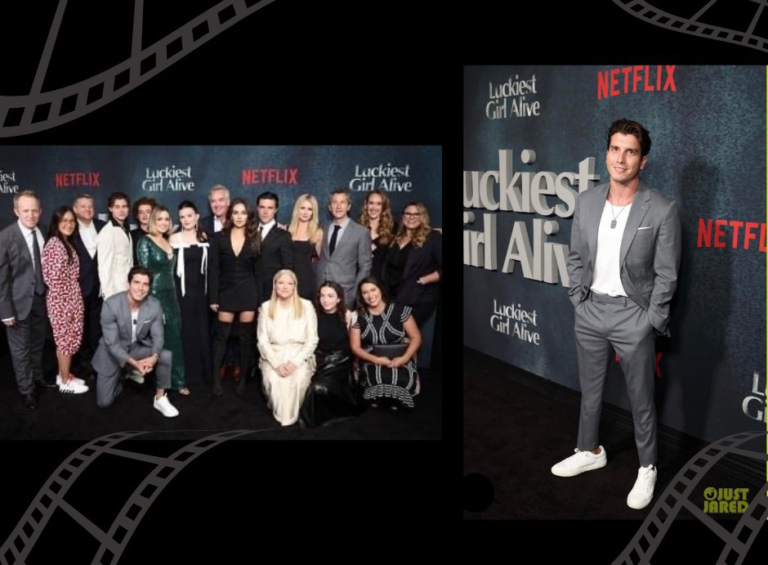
[464,347,767,562]
[0,329,441,441]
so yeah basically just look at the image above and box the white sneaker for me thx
[58,378,89,395]
[551,446,607,477]
[627,465,657,509]
[126,370,145,385]
[153,394,179,418]
[56,374,86,386]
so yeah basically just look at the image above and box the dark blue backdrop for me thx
[463,66,765,442]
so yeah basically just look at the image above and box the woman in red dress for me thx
[43,206,87,394]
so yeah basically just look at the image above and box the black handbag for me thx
[371,343,408,358]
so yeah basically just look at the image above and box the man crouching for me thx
[93,266,179,417]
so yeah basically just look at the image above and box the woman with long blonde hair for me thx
[257,269,318,426]
[381,201,442,328]
[287,194,323,300]
[137,205,187,394]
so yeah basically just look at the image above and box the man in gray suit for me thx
[316,188,372,308]
[0,190,53,410]
[92,266,179,417]
[551,119,681,510]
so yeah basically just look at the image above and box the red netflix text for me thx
[597,65,676,100]
[55,172,100,188]
[242,168,298,185]
[697,218,766,252]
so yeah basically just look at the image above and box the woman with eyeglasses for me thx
[381,202,442,328]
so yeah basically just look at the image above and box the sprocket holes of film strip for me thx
[0,0,277,138]
[612,0,768,53]
[0,429,266,565]
[613,431,767,565]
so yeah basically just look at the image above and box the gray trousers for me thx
[574,291,657,467]
[96,344,172,408]
[6,294,47,395]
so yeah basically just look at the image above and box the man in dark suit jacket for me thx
[254,191,294,305]
[201,183,230,238]
[0,190,52,409]
[71,194,106,370]
[552,119,681,512]
[316,188,372,308]
[92,266,179,417]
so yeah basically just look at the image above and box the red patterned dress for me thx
[42,237,84,355]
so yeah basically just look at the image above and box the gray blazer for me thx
[316,219,372,303]
[566,181,681,336]
[91,292,165,374]
[0,222,41,321]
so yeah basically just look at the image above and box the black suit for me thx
[254,225,294,306]
[72,219,106,363]
[201,215,219,239]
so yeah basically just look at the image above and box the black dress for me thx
[209,231,260,312]
[292,239,316,300]
[173,242,211,385]
[299,311,360,427]
[355,302,419,409]
[382,242,412,298]
[371,236,388,283]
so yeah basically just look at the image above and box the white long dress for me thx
[257,298,319,426]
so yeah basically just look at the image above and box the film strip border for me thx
[0,429,255,565]
[613,431,768,565]
[611,0,768,54]
[0,0,277,138]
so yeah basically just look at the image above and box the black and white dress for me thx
[354,302,418,408]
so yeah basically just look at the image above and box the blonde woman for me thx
[137,206,187,395]
[381,201,442,328]
[287,194,323,300]
[257,269,318,426]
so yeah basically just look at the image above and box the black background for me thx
[1,0,766,560]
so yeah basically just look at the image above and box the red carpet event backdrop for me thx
[463,66,765,442]
[0,144,442,366]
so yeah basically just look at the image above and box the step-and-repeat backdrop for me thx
[464,66,765,442]
[0,145,442,366]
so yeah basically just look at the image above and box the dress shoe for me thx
[34,378,57,389]
[22,393,37,410]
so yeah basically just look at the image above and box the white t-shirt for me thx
[590,200,632,297]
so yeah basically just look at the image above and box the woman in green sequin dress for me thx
[137,205,187,395]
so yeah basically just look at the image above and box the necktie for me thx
[258,225,263,240]
[329,224,341,255]
[32,229,44,295]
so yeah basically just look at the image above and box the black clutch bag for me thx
[371,343,408,358]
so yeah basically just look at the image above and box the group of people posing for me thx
[0,185,442,427]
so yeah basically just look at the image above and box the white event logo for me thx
[490,299,540,344]
[742,372,766,423]
[142,166,195,192]
[0,169,19,194]
[486,75,540,119]
[349,164,412,192]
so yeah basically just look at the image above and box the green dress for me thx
[137,235,186,390]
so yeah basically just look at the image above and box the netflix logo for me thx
[241,168,298,185]
[597,65,676,100]
[55,172,100,188]
[697,218,766,252]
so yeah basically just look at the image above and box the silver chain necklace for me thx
[608,197,630,229]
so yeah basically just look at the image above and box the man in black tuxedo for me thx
[0,191,53,410]
[254,191,294,305]
[201,183,230,238]
[71,194,106,373]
